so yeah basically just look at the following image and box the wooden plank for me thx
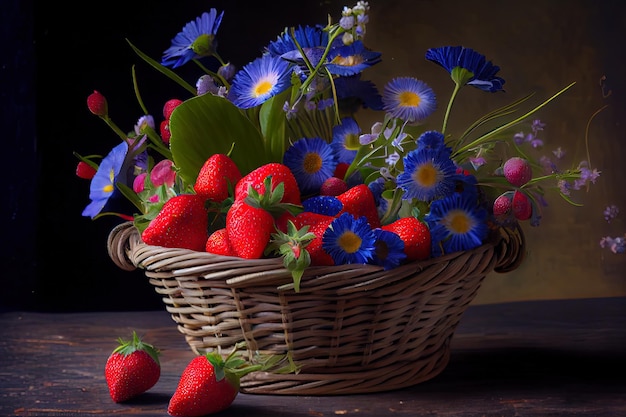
[1,298,625,416]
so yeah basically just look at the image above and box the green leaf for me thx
[126,39,197,96]
[259,88,291,162]
[169,94,272,185]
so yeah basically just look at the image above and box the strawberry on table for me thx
[141,194,209,252]
[168,344,297,417]
[105,331,160,403]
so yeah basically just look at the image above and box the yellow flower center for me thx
[344,133,361,151]
[413,162,438,187]
[303,152,323,174]
[338,231,362,254]
[333,55,363,67]
[399,91,420,107]
[445,210,472,234]
[253,80,273,97]
[103,184,114,193]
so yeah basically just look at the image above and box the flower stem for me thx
[442,82,462,135]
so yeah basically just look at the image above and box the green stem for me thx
[442,82,462,135]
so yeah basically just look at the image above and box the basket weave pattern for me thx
[108,222,524,395]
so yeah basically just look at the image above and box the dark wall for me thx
[3,1,625,312]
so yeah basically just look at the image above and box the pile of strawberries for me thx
[141,153,431,267]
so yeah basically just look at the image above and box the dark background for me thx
[3,0,625,312]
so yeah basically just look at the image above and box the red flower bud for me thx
[76,161,97,179]
[87,90,108,117]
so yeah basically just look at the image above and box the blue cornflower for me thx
[326,41,382,76]
[416,130,447,152]
[371,229,406,270]
[425,46,505,92]
[266,25,329,58]
[425,192,489,256]
[283,137,338,196]
[82,141,129,219]
[396,146,458,202]
[382,77,437,123]
[322,213,377,265]
[331,117,361,163]
[228,54,293,109]
[161,9,224,68]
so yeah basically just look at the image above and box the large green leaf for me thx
[169,94,271,185]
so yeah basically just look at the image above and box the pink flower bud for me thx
[133,173,147,193]
[87,90,108,117]
[150,159,176,187]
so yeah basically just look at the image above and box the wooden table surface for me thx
[1,297,624,417]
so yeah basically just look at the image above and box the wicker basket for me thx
[107,221,524,395]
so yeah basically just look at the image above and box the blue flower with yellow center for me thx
[326,41,382,76]
[161,8,224,68]
[322,213,377,265]
[283,137,338,196]
[331,117,361,164]
[82,141,129,219]
[228,54,293,109]
[382,77,437,123]
[425,192,489,256]
[397,146,458,202]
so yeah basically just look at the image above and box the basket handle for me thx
[493,223,526,273]
[107,221,141,271]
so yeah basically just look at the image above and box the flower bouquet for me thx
[78,2,600,394]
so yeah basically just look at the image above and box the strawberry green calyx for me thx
[209,342,300,382]
[265,220,315,292]
[244,176,302,219]
[112,331,160,366]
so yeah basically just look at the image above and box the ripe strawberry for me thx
[160,120,171,144]
[382,216,431,261]
[163,98,183,120]
[168,353,240,417]
[105,331,160,403]
[168,345,296,417]
[226,196,276,259]
[235,162,301,205]
[87,90,108,116]
[292,211,335,266]
[194,154,242,202]
[336,184,382,228]
[512,190,532,220]
[141,194,209,251]
[503,157,532,187]
[205,228,236,256]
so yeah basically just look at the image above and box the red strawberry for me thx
[512,190,532,220]
[336,184,382,228]
[141,194,209,251]
[205,228,236,256]
[382,216,431,261]
[333,162,350,180]
[160,120,171,144]
[105,331,160,403]
[163,98,183,120]
[168,353,240,417]
[235,162,301,205]
[503,157,532,187]
[226,198,275,259]
[194,154,242,202]
[292,211,335,266]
